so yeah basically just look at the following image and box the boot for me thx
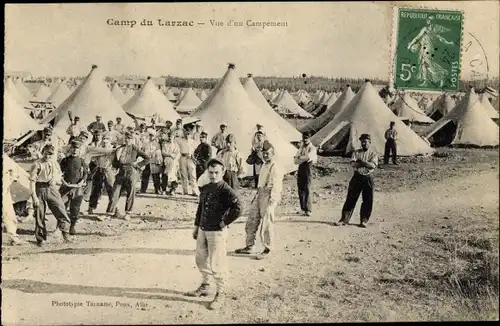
[254,248,271,260]
[62,232,74,243]
[185,283,210,297]
[69,221,77,235]
[208,292,225,310]
[234,246,255,254]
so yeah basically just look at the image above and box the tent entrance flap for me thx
[318,121,350,153]
[429,120,457,147]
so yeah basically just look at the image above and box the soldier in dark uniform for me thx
[194,131,212,179]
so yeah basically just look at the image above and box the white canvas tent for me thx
[165,88,177,102]
[199,89,208,101]
[274,90,313,118]
[391,93,435,124]
[110,82,128,105]
[190,64,300,176]
[428,94,456,119]
[424,88,499,147]
[175,88,202,114]
[300,86,355,135]
[479,93,499,119]
[46,82,72,107]
[123,77,180,122]
[34,85,52,102]
[311,81,434,156]
[14,79,34,101]
[5,78,30,108]
[3,154,32,203]
[51,65,134,137]
[4,89,43,140]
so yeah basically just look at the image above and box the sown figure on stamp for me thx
[407,16,455,88]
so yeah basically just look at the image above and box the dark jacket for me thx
[195,181,242,231]
[194,142,212,170]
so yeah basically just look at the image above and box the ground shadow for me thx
[40,247,196,256]
[2,279,206,306]
[136,194,198,204]
[15,228,35,236]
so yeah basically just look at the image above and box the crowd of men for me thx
[3,113,385,310]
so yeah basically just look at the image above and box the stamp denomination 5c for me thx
[394,7,463,92]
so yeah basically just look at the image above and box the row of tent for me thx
[4,64,499,178]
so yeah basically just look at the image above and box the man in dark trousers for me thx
[334,134,378,228]
[185,158,242,311]
[194,131,212,179]
[384,121,398,165]
[294,132,317,216]
[106,131,150,220]
[29,144,73,246]
[88,134,115,217]
[59,140,88,235]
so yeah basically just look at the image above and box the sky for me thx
[4,2,499,79]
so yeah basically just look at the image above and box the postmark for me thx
[393,7,463,92]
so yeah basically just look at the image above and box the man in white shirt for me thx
[105,120,121,147]
[334,133,378,228]
[234,140,283,260]
[176,126,200,196]
[66,116,85,143]
[294,132,318,216]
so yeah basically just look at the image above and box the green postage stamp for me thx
[393,7,463,92]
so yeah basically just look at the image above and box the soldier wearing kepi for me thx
[29,144,73,246]
[294,132,317,216]
[235,140,283,260]
[177,125,200,197]
[59,140,88,235]
[186,158,242,311]
[106,131,150,220]
[211,123,228,154]
[194,131,212,180]
[334,133,378,228]
[384,121,398,165]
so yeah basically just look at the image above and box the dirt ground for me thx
[2,148,499,324]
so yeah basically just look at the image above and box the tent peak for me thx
[228,63,235,69]
[247,73,253,77]
[147,76,151,80]
[91,64,98,69]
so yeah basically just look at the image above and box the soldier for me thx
[59,140,88,235]
[114,117,125,133]
[161,132,181,195]
[66,116,85,143]
[251,131,266,188]
[140,130,161,194]
[211,123,228,154]
[334,134,378,228]
[105,120,121,146]
[294,132,317,216]
[193,131,212,180]
[192,122,204,143]
[29,144,73,246]
[87,115,107,142]
[251,124,267,148]
[3,165,25,245]
[177,126,199,196]
[186,158,242,310]
[87,134,115,217]
[172,118,184,139]
[106,131,150,220]
[384,121,398,165]
[234,140,283,260]
[217,134,245,191]
[29,127,65,161]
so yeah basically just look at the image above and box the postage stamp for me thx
[393,7,464,92]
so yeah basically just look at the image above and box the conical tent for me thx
[5,78,29,108]
[242,75,302,138]
[428,94,456,119]
[424,89,499,147]
[199,89,208,101]
[52,65,134,137]
[300,86,355,134]
[191,64,300,176]
[311,81,434,156]
[34,85,52,102]
[3,154,32,203]
[123,77,180,122]
[175,88,202,114]
[14,79,34,101]
[4,90,43,140]
[46,82,72,107]
[320,92,330,106]
[274,90,313,118]
[123,88,135,102]
[391,93,435,124]
[111,82,127,105]
[271,89,285,105]
[418,96,433,112]
[165,88,176,102]
[312,90,324,104]
[479,93,499,119]
[493,97,499,111]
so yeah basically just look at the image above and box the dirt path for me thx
[2,169,498,324]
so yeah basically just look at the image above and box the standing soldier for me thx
[211,123,228,154]
[29,127,65,161]
[66,116,84,143]
[251,124,267,147]
[3,164,25,245]
[59,140,88,235]
[251,131,265,188]
[164,120,173,135]
[194,131,212,180]
[334,134,378,228]
[234,140,283,260]
[217,134,245,191]
[192,122,204,143]
[161,132,181,195]
[384,121,398,165]
[140,130,161,194]
[105,120,120,146]
[173,119,184,139]
[87,134,115,216]
[106,131,150,220]
[186,158,242,310]
[294,133,317,217]
[87,115,107,142]
[114,117,125,134]
[29,144,73,246]
[177,126,200,197]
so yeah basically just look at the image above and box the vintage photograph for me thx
[2,2,499,324]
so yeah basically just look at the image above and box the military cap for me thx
[107,120,114,125]
[74,116,80,121]
[124,131,134,139]
[256,123,263,128]
[200,131,208,137]
[96,115,102,118]
[42,144,55,154]
[70,140,82,148]
[207,157,225,169]
[255,130,264,135]
[359,133,371,141]
[262,140,274,151]
[176,118,183,123]
[220,123,227,128]
[302,132,311,139]
[43,127,53,134]
[79,131,90,138]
